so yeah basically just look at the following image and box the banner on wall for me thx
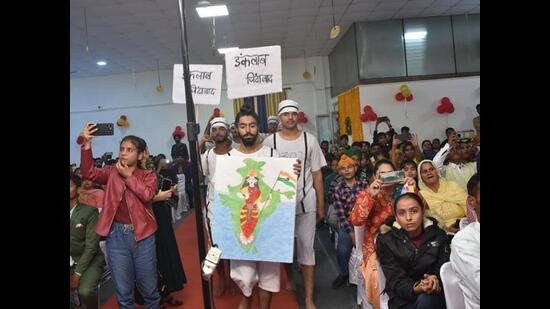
[338,87,364,142]
[172,64,223,105]
[224,45,282,99]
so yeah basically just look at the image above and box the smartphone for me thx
[162,178,173,191]
[456,130,475,141]
[379,170,405,184]
[396,133,411,142]
[92,123,114,136]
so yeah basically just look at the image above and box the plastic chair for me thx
[377,258,389,309]
[97,266,112,308]
[440,262,466,309]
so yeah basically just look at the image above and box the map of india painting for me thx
[211,156,297,263]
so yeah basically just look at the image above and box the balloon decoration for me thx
[437,97,455,114]
[117,115,130,128]
[437,97,455,128]
[395,84,413,102]
[395,84,413,118]
[213,108,220,117]
[360,105,378,122]
[360,105,378,135]
[395,92,405,101]
[76,135,84,145]
[172,126,185,138]
[297,111,308,124]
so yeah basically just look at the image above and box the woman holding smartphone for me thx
[350,159,418,309]
[79,122,161,308]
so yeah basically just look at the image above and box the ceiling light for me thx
[404,31,427,40]
[97,61,107,66]
[218,47,239,54]
[196,5,229,18]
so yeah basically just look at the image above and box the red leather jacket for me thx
[81,148,157,241]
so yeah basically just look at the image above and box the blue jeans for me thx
[403,293,447,309]
[336,228,353,275]
[106,223,161,309]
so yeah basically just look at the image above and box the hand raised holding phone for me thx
[80,123,98,149]
[368,179,383,197]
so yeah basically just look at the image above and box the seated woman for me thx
[350,159,417,309]
[418,160,467,233]
[376,193,449,309]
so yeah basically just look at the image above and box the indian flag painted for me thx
[277,171,297,189]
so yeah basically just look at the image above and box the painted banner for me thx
[212,156,297,262]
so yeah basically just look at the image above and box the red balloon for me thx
[213,108,220,117]
[297,112,307,123]
[395,93,405,101]
[76,136,84,145]
[446,103,455,113]
[437,105,445,114]
[441,97,450,104]
[120,115,127,120]
[368,114,377,121]
[406,94,413,102]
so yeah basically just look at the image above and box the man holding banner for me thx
[263,99,327,309]
[228,105,301,309]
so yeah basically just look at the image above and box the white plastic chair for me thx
[353,226,370,307]
[377,257,389,309]
[440,262,466,309]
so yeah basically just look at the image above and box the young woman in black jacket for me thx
[376,193,449,309]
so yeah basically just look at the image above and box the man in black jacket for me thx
[376,193,449,309]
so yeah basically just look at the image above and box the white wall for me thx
[358,76,480,143]
[70,56,332,164]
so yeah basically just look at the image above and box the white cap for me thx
[278,99,300,115]
[209,117,228,133]
[267,115,279,124]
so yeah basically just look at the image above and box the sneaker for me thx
[331,274,349,289]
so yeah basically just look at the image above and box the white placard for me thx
[224,45,282,99]
[172,64,223,105]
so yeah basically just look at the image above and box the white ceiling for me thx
[70,0,480,78]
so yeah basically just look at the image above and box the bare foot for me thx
[305,299,317,309]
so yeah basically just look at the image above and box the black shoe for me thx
[331,274,349,289]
